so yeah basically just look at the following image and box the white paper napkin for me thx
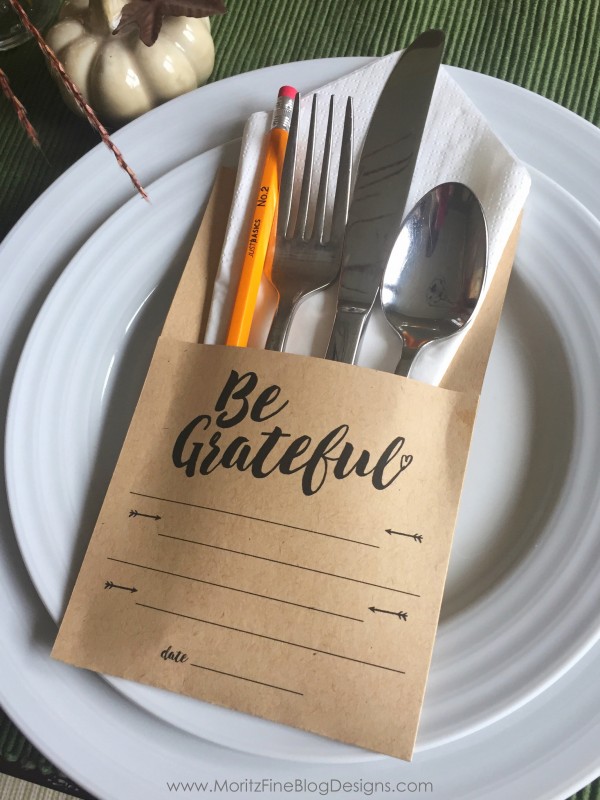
[204,52,531,385]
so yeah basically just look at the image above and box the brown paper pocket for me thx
[52,170,521,761]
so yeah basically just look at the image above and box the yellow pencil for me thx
[226,86,297,347]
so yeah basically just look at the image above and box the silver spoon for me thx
[380,182,487,377]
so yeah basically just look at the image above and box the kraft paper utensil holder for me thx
[52,169,523,761]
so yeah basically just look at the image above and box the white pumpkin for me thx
[46,0,215,123]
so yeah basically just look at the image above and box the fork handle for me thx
[325,308,369,364]
[265,292,299,352]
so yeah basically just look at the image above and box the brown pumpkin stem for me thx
[0,67,40,148]
[6,0,149,201]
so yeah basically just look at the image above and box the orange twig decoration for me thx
[5,0,149,201]
[0,67,40,148]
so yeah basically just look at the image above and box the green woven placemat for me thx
[210,0,600,118]
[1,1,599,797]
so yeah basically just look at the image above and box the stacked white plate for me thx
[2,58,600,799]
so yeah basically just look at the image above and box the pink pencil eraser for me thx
[278,85,298,99]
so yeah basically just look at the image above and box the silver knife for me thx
[325,29,445,363]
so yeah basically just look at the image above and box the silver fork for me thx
[264,93,353,352]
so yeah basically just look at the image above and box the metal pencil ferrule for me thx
[271,95,295,132]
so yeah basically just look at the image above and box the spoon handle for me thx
[395,346,418,377]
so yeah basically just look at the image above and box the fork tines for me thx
[264,92,353,352]
[279,92,353,245]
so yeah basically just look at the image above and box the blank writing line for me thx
[190,663,303,696]
[137,602,405,675]
[130,490,378,549]
[107,556,363,623]
[159,533,420,598]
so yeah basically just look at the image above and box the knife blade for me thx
[325,29,445,364]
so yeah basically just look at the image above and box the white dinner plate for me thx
[7,135,600,761]
[1,58,600,799]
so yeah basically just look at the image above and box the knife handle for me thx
[325,309,369,364]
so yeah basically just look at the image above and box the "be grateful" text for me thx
[172,370,413,497]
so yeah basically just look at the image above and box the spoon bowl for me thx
[380,182,488,376]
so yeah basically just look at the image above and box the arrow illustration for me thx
[129,510,161,520]
[386,528,423,543]
[104,581,138,593]
[369,606,408,621]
